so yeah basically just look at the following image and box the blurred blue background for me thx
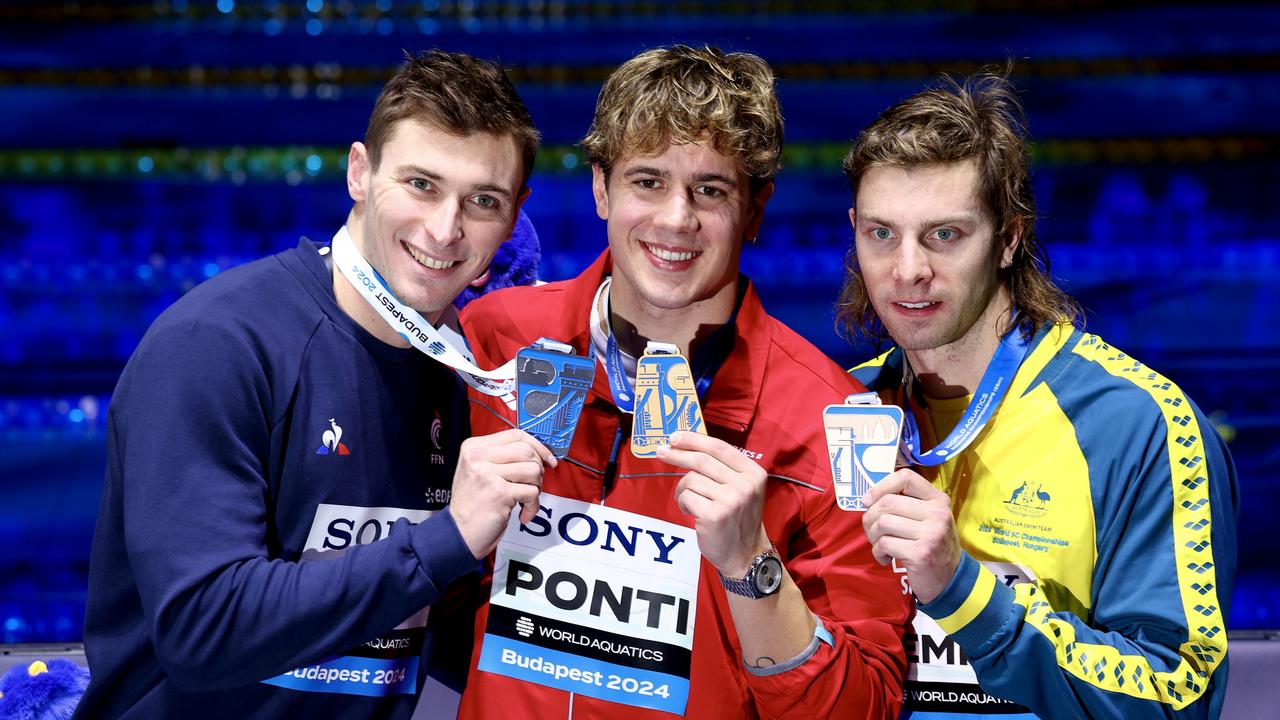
[1,1,1276,644]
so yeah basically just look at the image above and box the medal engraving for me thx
[631,344,705,458]
[516,340,595,458]
[824,402,904,511]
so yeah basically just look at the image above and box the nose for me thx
[892,236,933,285]
[423,200,463,247]
[653,190,697,235]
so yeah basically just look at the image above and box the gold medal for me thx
[631,342,705,458]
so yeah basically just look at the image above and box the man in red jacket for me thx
[457,45,910,719]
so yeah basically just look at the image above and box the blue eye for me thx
[872,228,892,241]
[410,178,432,191]
[472,195,498,209]
[935,228,956,241]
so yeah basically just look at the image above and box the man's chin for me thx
[392,290,451,323]
[881,324,945,353]
[637,289,696,313]
[636,273,726,310]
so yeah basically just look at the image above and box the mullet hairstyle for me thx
[364,49,540,187]
[580,44,783,194]
[837,69,1080,344]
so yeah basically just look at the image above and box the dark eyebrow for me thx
[622,166,669,180]
[621,166,737,189]
[858,214,894,228]
[396,164,443,182]
[397,165,513,198]
[858,213,980,228]
[920,214,980,228]
[471,183,514,199]
[693,172,738,189]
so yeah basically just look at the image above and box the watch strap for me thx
[719,574,762,598]
[718,545,780,599]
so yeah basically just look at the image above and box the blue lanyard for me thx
[605,331,638,412]
[900,324,1031,466]
[603,283,743,413]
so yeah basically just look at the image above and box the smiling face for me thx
[345,119,527,324]
[594,140,771,325]
[851,159,1018,365]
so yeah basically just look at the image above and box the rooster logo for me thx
[315,418,351,455]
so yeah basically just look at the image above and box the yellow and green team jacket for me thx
[851,322,1238,720]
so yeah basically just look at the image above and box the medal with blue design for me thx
[631,342,705,458]
[516,339,595,459]
[824,394,904,511]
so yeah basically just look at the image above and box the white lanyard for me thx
[330,226,517,405]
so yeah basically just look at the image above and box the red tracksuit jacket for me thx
[457,251,909,719]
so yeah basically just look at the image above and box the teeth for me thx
[645,243,698,262]
[898,301,935,309]
[404,242,457,270]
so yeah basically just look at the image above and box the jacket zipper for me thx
[600,422,625,503]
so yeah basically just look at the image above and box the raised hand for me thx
[449,428,556,559]
[861,468,961,603]
[659,431,771,576]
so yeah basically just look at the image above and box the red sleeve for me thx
[745,489,911,719]
[743,352,911,719]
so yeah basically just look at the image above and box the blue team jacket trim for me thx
[996,332,1229,710]
[850,323,1235,716]
[918,553,1015,658]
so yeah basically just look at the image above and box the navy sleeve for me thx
[112,316,479,691]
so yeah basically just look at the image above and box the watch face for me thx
[753,556,784,596]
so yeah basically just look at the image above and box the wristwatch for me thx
[718,546,784,599]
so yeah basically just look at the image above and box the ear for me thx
[514,185,532,217]
[848,206,858,233]
[743,181,775,242]
[591,164,609,221]
[503,185,533,243]
[1000,217,1023,269]
[347,142,371,204]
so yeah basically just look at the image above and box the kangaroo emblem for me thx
[1006,481,1029,505]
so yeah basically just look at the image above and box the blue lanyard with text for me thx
[604,285,743,414]
[900,324,1031,466]
[605,332,638,412]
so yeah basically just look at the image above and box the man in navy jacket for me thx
[76,49,554,719]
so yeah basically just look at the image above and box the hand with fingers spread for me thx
[861,468,961,604]
[658,430,771,576]
[449,428,556,560]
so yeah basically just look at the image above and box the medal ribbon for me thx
[329,226,517,400]
[603,281,742,413]
[900,323,1030,466]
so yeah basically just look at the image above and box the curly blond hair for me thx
[838,69,1080,343]
[580,45,782,191]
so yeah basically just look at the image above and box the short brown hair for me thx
[580,45,783,191]
[837,69,1080,343]
[364,49,540,186]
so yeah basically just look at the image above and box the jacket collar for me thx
[854,318,1065,399]
[549,249,770,432]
